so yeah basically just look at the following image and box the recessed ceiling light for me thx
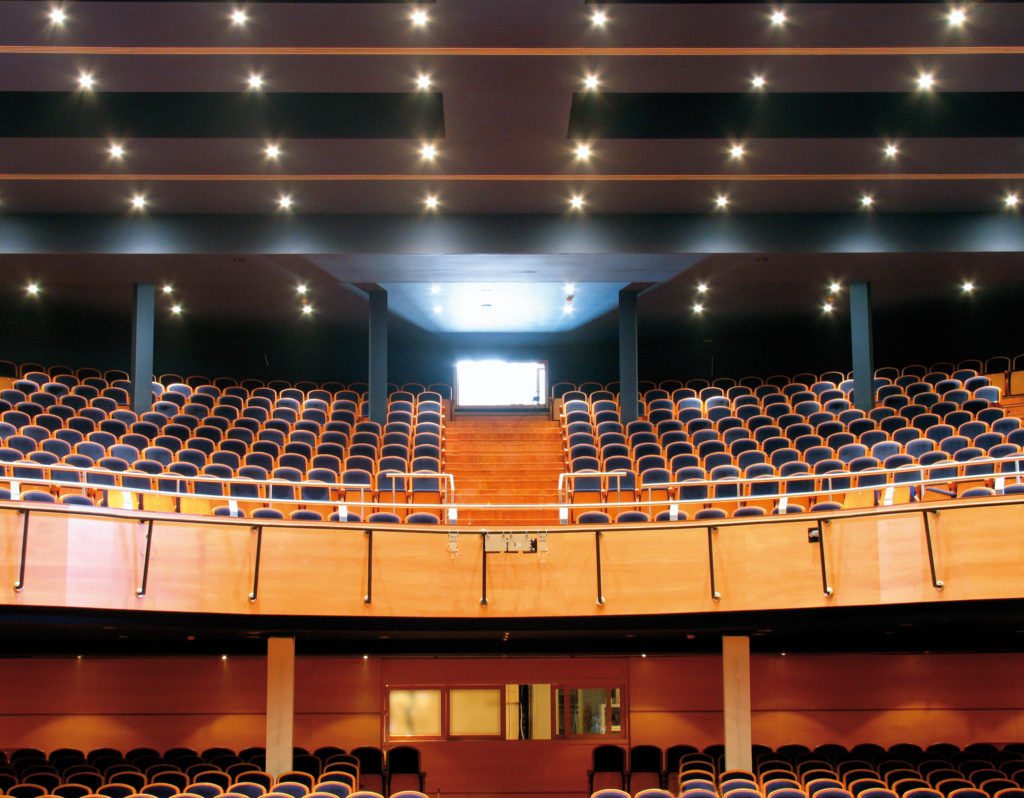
[829,281,842,293]
[1005,193,1020,208]
[162,284,173,294]
[424,194,439,210]
[591,9,608,27]
[563,304,575,315]
[947,7,967,26]
[49,7,67,26]
[247,73,264,90]
[770,9,787,26]
[569,195,584,210]
[77,72,95,90]
[277,195,292,209]
[961,280,975,292]
[696,283,708,293]
[415,74,431,91]
[564,282,576,294]
[575,143,592,161]
[432,304,442,314]
[171,304,183,315]
[264,143,280,159]
[420,143,437,160]
[230,8,248,26]
[130,194,146,210]
[301,304,313,315]
[883,143,899,158]
[750,74,766,90]
[583,74,600,91]
[692,302,704,313]
[26,282,40,295]
[729,143,745,159]
[916,72,935,90]
[860,194,875,208]
[108,143,125,159]
[430,284,441,295]
[296,284,308,295]
[823,302,834,313]
[714,195,729,209]
[410,8,429,27]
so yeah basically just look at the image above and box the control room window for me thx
[554,687,622,737]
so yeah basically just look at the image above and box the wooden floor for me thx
[444,411,565,526]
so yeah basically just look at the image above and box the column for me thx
[722,635,752,772]
[368,287,388,427]
[849,281,875,413]
[130,283,155,414]
[265,636,295,779]
[619,288,639,425]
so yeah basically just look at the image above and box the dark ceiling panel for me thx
[568,92,1024,139]
[0,92,445,139]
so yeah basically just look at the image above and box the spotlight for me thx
[77,72,95,90]
[410,8,429,27]
[575,143,592,161]
[108,143,125,159]
[884,143,899,158]
[714,195,729,209]
[829,281,842,293]
[424,195,439,210]
[415,74,431,90]
[692,302,704,313]
[1005,193,1020,208]
[296,284,308,295]
[430,284,441,295]
[162,284,174,294]
[750,74,766,90]
[301,304,313,315]
[961,280,975,293]
[729,143,745,159]
[591,9,608,27]
[770,9,787,26]
[277,195,292,209]
[230,8,248,26]
[49,7,67,26]
[569,195,584,210]
[947,7,967,26]
[860,194,875,208]
[247,73,264,90]
[916,72,935,90]
[26,282,40,296]
[583,74,600,91]
[696,283,708,293]
[171,304,183,315]
[264,143,281,159]
[130,194,147,210]
[823,302,834,313]
[420,143,437,160]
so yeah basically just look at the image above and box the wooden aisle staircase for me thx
[443,412,565,526]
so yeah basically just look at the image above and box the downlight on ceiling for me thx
[410,8,429,27]
[230,8,248,26]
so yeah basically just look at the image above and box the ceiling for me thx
[0,0,1022,332]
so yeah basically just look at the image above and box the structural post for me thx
[849,281,875,413]
[130,283,155,414]
[619,288,639,425]
[722,635,752,772]
[368,287,388,427]
[265,636,295,779]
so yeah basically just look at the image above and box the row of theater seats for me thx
[587,742,1024,796]
[559,368,1022,520]
[551,356,1022,401]
[0,745,424,798]
[0,370,452,521]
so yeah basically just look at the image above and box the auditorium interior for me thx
[1,2,1024,798]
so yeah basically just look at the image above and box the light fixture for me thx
[583,74,600,91]
[947,7,967,26]
[247,73,264,90]
[823,302,834,313]
[415,74,431,91]
[264,143,281,159]
[171,304,183,315]
[296,284,308,295]
[26,282,40,296]
[230,8,248,26]
[714,195,729,209]
[961,280,975,292]
[410,8,429,27]
[430,284,441,295]
[77,72,95,90]
[564,282,576,294]
[221,654,228,661]
[424,194,439,210]
[883,143,899,158]
[108,143,125,159]
[130,194,146,210]
[301,304,313,315]
[575,143,591,161]
[569,195,584,210]
[770,9,787,26]
[692,302,704,313]
[829,281,842,293]
[860,194,875,208]
[49,6,67,26]
[696,283,709,294]
[432,304,442,314]
[916,72,935,90]
[729,143,745,159]
[162,284,173,294]
[591,9,608,27]
[277,195,292,209]
[1005,193,1020,208]
[420,143,437,160]
[750,74,766,90]
[562,304,574,315]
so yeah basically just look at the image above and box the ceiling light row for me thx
[586,6,969,30]
[51,4,433,29]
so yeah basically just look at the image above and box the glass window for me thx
[449,687,502,736]
[388,688,442,738]
[554,687,622,737]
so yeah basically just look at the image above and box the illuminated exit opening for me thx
[455,360,547,408]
